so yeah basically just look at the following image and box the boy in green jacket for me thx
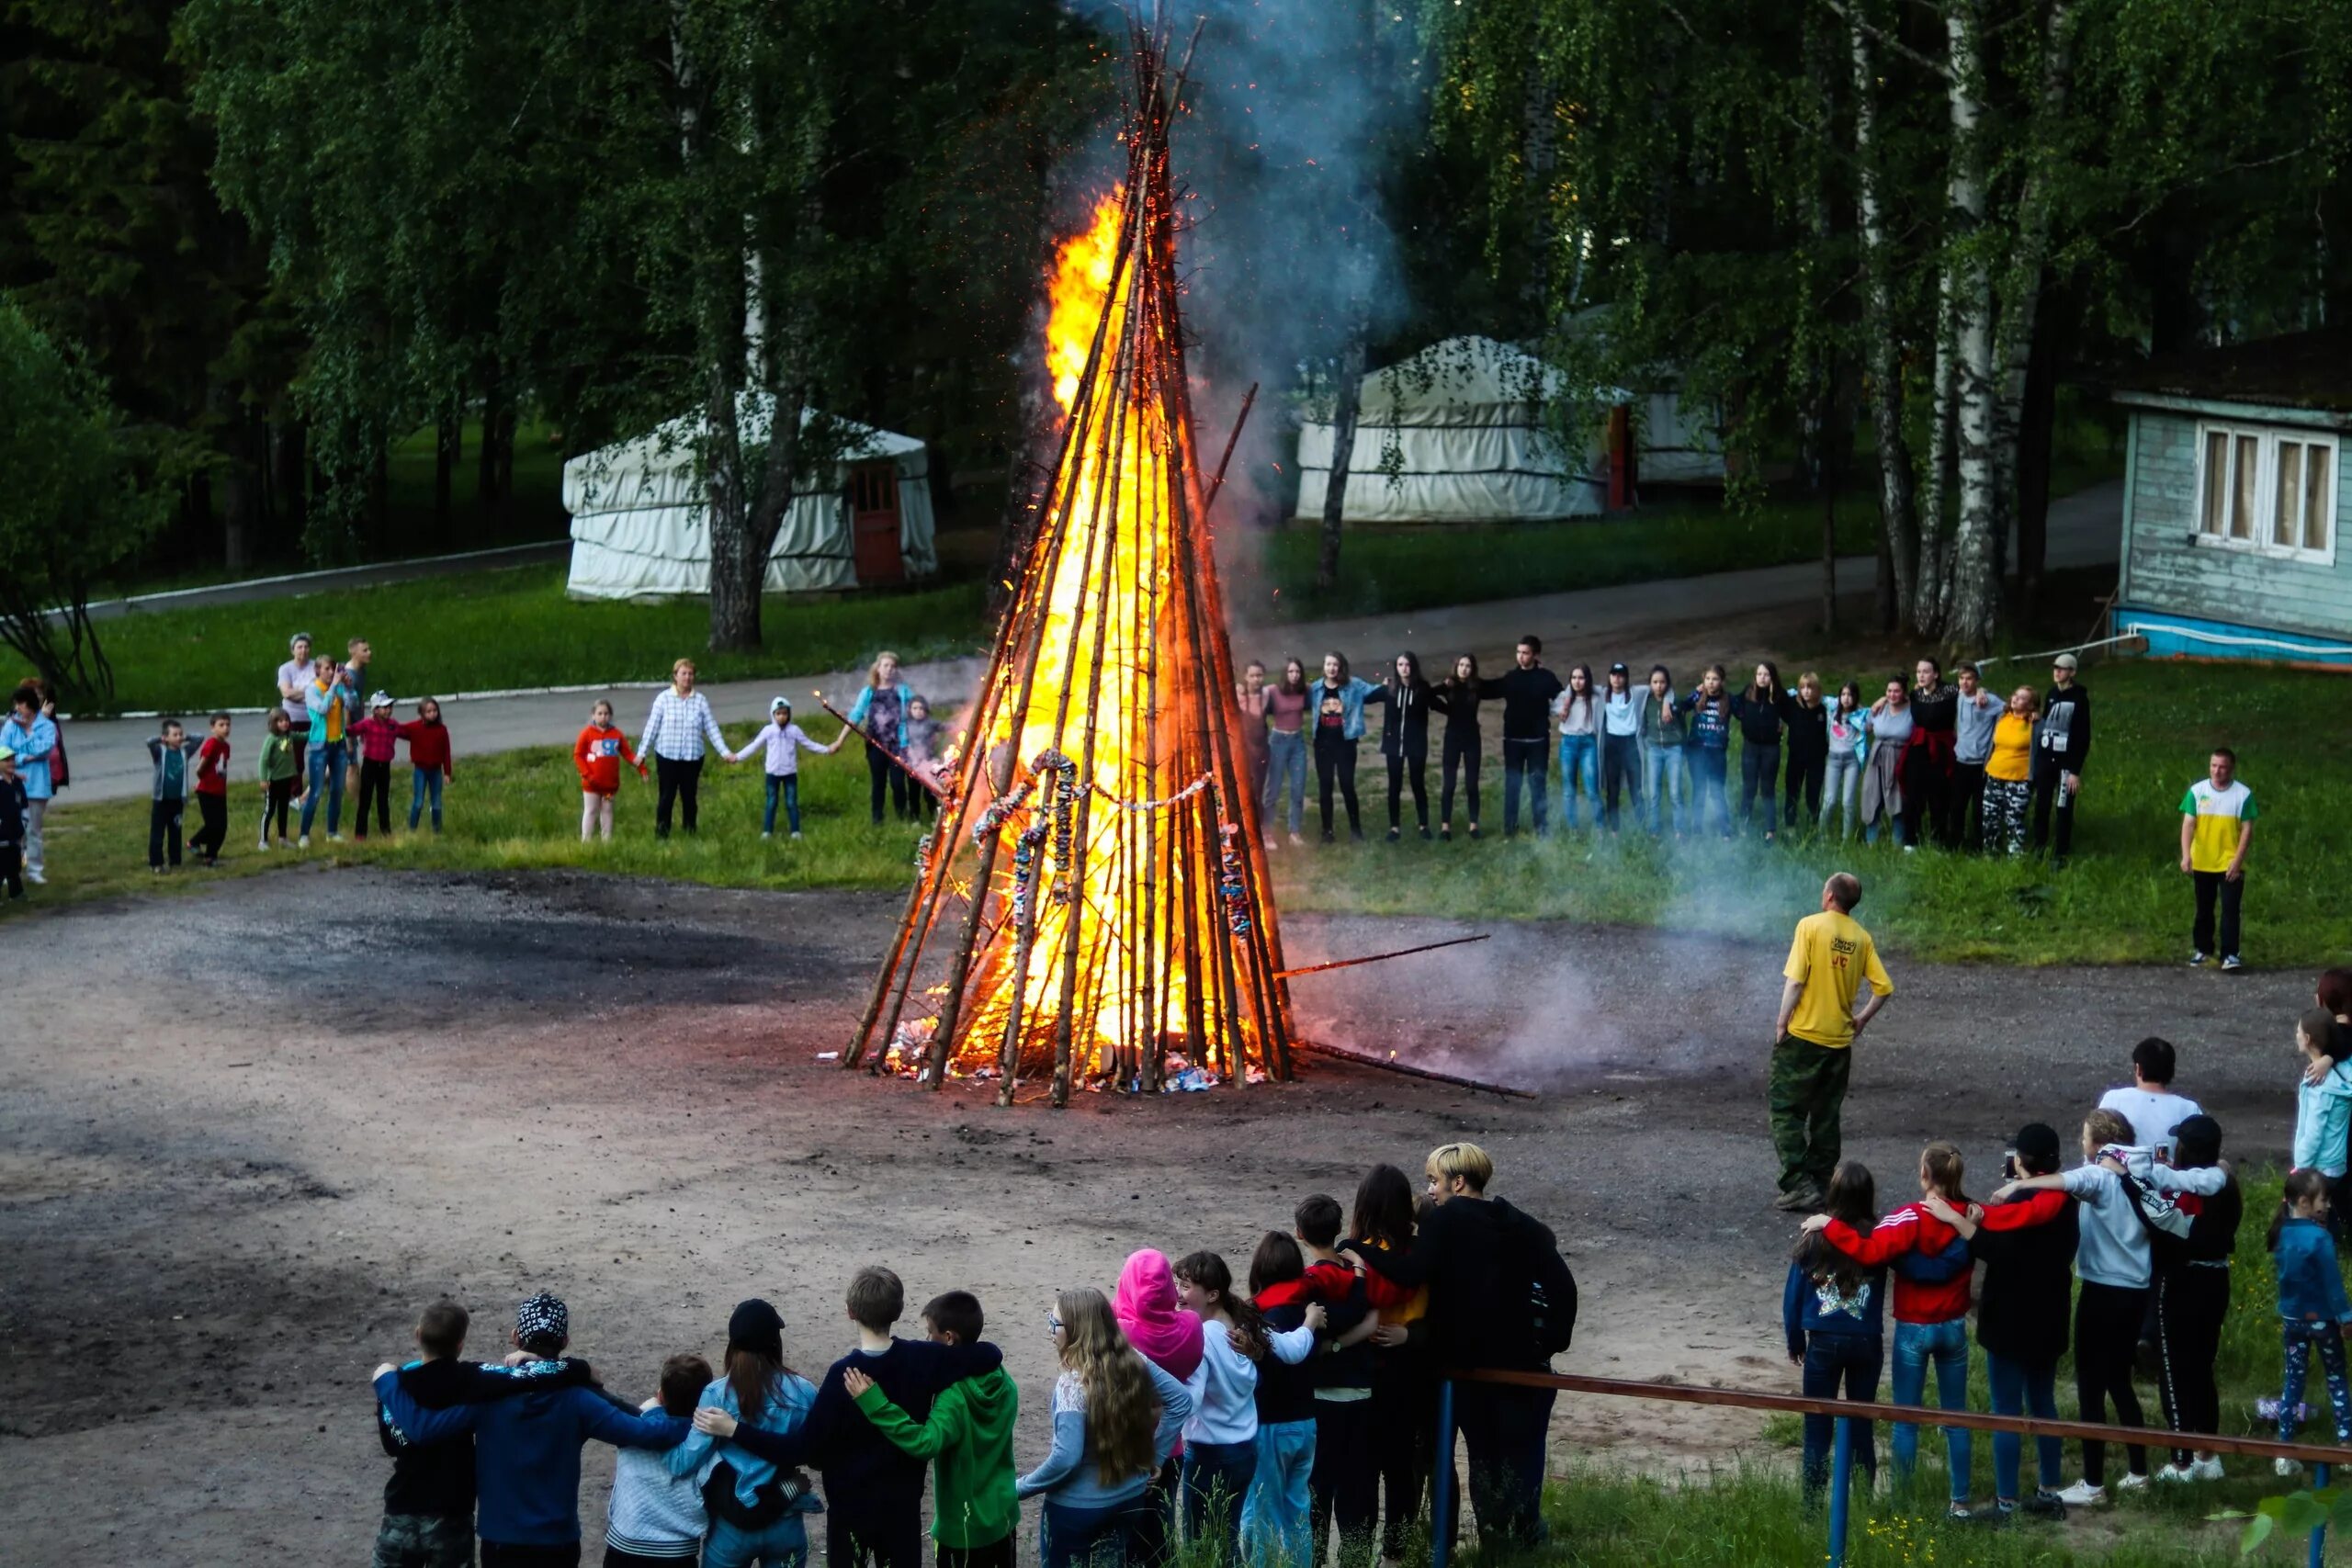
[842,1290,1018,1568]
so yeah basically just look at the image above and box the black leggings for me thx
[1386,748,1428,830]
[1783,750,1825,827]
[1440,729,1480,828]
[1370,1356,1432,1559]
[1600,733,1640,829]
[355,757,392,837]
[1316,733,1360,837]
[654,753,703,835]
[2076,1280,2152,1484]
[2155,1268,2229,1466]
[262,776,295,840]
[1739,742,1779,831]
[865,741,910,823]
[1901,746,1947,848]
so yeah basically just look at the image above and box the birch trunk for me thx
[1847,8,1915,629]
[1315,324,1366,594]
[1917,271,1955,636]
[1943,0,2001,654]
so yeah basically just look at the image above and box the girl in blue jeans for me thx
[1176,1251,1268,1562]
[1240,1234,1329,1567]
[1804,1143,1978,1518]
[665,1299,822,1568]
[1019,1289,1195,1568]
[1783,1162,1969,1504]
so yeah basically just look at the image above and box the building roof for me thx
[2109,327,2352,414]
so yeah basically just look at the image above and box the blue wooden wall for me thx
[2120,406,2352,640]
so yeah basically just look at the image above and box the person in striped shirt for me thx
[639,659,729,838]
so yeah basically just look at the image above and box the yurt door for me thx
[849,462,905,585]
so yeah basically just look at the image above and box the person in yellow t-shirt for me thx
[2179,747,2256,971]
[1770,874,1896,1212]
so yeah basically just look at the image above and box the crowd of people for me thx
[1230,637,2098,860]
[1772,873,2352,1524]
[368,1142,1577,1568]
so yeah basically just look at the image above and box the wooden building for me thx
[2112,329,2351,666]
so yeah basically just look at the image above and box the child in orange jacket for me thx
[574,698,646,841]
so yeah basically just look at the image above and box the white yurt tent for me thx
[564,395,939,599]
[1294,335,1617,524]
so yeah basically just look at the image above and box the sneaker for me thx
[1438,826,1452,841]
[2222,954,2244,972]
[2114,1471,2150,1493]
[1419,826,1431,840]
[2189,1456,2224,1482]
[1946,1503,1973,1521]
[762,831,773,840]
[1467,824,1482,840]
[2154,1464,2192,1483]
[257,838,271,852]
[2023,1491,2068,1519]
[1321,831,1336,845]
[1287,833,1306,847]
[327,833,343,843]
[25,867,43,885]
[2188,951,2207,966]
[2053,1481,2107,1506]
[1386,828,1400,842]
[2277,1457,2303,1478]
[1350,829,1365,843]
[791,831,802,840]
[298,834,310,849]
[150,865,164,875]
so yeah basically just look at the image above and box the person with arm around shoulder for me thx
[1770,874,1895,1213]
[1019,1288,1193,1568]
[2180,746,2256,972]
[1994,1110,2154,1504]
[2029,652,2090,864]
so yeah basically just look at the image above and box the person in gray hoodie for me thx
[1951,664,2002,851]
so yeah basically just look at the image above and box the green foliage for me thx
[75,565,986,716]
[0,299,187,701]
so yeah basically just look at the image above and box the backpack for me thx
[1495,1199,1578,1361]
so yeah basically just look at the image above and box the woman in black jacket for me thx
[1378,652,1434,841]
[1922,1122,2077,1518]
[1729,660,1792,840]
[1429,655,1489,841]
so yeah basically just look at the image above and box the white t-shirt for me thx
[276,658,312,722]
[2098,1086,2203,1155]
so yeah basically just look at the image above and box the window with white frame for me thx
[2195,421,2337,562]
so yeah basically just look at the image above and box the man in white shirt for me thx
[2098,1037,2202,1156]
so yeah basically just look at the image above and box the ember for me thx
[846,19,1294,1106]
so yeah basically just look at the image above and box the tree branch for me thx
[1817,0,1954,82]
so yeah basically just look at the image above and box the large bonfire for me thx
[845,20,1295,1107]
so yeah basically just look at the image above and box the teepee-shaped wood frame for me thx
[844,17,1295,1107]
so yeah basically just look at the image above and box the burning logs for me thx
[847,17,1294,1104]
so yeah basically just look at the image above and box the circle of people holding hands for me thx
[1232,637,2098,857]
[368,1141,1577,1568]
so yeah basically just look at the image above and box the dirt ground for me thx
[0,867,2310,1565]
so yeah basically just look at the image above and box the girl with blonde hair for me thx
[847,650,918,824]
[1018,1288,1194,1568]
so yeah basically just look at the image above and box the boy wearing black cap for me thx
[372,1291,692,1567]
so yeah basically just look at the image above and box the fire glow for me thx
[847,23,1295,1106]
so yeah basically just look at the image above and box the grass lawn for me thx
[5,728,933,922]
[1272,659,2352,967]
[19,660,2350,968]
[74,565,989,716]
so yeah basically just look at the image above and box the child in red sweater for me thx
[574,699,646,841]
[398,697,454,832]
[349,693,402,840]
[1804,1141,1980,1517]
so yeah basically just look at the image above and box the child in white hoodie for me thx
[726,697,842,840]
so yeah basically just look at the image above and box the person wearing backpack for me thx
[1340,1143,1576,1555]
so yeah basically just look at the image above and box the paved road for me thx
[59,540,571,625]
[48,481,2120,805]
